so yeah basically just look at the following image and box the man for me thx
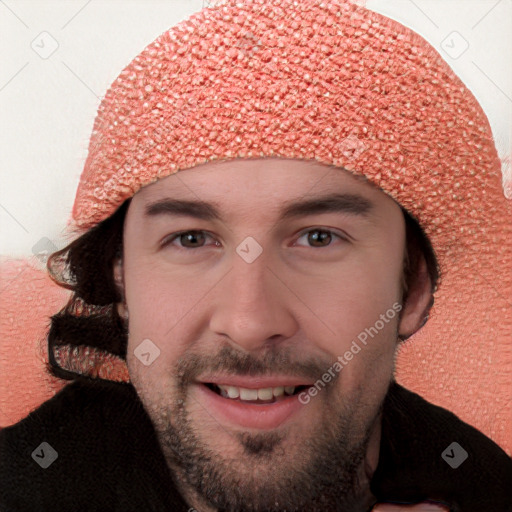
[0,0,511,511]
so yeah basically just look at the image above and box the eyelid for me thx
[160,230,217,248]
[295,226,353,243]
[160,226,352,250]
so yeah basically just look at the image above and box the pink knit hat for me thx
[64,0,509,415]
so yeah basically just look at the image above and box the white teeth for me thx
[226,386,239,399]
[257,388,273,400]
[239,388,258,400]
[215,384,297,401]
[273,386,285,397]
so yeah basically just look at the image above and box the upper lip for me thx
[197,375,314,389]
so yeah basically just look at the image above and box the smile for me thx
[206,383,310,403]
[193,376,315,430]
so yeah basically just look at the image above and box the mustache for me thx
[175,344,333,384]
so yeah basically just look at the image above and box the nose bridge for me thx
[210,240,297,351]
[228,228,275,298]
[228,243,276,312]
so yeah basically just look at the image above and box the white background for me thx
[1,0,511,256]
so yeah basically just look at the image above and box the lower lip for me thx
[194,383,307,430]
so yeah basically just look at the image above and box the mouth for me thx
[204,383,311,404]
[193,378,315,430]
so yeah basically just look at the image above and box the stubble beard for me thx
[148,386,381,512]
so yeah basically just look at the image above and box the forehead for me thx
[135,157,388,202]
[128,157,401,226]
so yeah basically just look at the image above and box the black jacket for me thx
[0,377,510,511]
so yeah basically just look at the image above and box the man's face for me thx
[119,157,408,511]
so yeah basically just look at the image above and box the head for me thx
[47,156,438,511]
[45,0,507,508]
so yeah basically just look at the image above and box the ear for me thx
[113,257,128,320]
[398,254,433,340]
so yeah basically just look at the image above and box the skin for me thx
[114,157,434,512]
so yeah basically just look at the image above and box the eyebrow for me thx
[144,193,374,223]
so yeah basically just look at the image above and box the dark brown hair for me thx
[45,199,439,381]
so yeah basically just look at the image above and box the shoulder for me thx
[0,377,182,511]
[372,380,512,512]
[0,377,144,454]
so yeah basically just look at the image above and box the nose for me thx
[209,251,298,353]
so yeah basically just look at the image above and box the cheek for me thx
[292,248,402,386]
[300,255,402,342]
[343,240,404,327]
[123,260,189,378]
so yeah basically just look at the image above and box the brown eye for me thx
[178,231,207,248]
[162,231,217,250]
[306,229,333,247]
[295,228,347,248]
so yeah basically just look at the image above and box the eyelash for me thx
[160,228,349,251]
